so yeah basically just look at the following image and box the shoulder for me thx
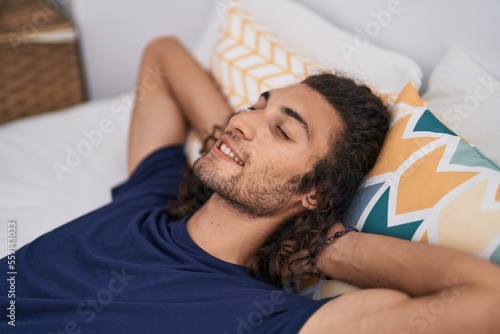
[112,145,186,205]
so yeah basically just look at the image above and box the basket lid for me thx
[0,0,72,35]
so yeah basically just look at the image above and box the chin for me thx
[194,155,299,218]
[193,153,225,189]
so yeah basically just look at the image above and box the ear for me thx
[301,189,318,211]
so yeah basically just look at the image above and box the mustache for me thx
[220,130,251,164]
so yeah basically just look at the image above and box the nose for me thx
[227,109,261,140]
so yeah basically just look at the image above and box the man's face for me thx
[193,84,340,218]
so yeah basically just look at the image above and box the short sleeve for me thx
[111,145,186,208]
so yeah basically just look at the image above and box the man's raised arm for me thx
[127,36,232,175]
[301,226,500,333]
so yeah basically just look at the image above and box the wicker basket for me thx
[0,0,85,124]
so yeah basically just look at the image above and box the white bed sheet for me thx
[0,95,132,258]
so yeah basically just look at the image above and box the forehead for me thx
[269,84,341,144]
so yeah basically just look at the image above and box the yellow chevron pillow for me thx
[210,6,317,112]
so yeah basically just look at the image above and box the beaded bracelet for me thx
[311,226,359,280]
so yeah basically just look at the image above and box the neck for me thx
[185,194,298,267]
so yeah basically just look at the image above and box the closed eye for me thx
[276,126,290,140]
[246,104,289,140]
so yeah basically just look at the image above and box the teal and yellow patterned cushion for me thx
[344,83,500,263]
[298,83,500,300]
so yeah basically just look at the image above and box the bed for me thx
[1,0,499,299]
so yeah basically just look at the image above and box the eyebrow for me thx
[260,91,311,141]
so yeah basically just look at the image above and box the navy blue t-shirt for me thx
[0,145,331,333]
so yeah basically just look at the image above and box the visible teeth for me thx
[220,143,232,156]
[219,141,244,166]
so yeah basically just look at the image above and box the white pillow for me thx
[0,94,132,257]
[193,0,423,96]
[423,46,500,165]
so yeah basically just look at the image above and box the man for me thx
[1,37,499,333]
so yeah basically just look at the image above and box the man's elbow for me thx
[143,35,182,56]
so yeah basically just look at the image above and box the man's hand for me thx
[281,222,346,279]
[127,36,233,175]
[325,222,346,236]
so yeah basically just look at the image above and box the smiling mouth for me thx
[218,142,244,166]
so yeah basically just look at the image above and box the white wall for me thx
[61,0,500,100]
[66,0,213,100]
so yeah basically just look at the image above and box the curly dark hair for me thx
[167,72,390,287]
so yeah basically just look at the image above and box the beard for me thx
[193,148,303,218]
